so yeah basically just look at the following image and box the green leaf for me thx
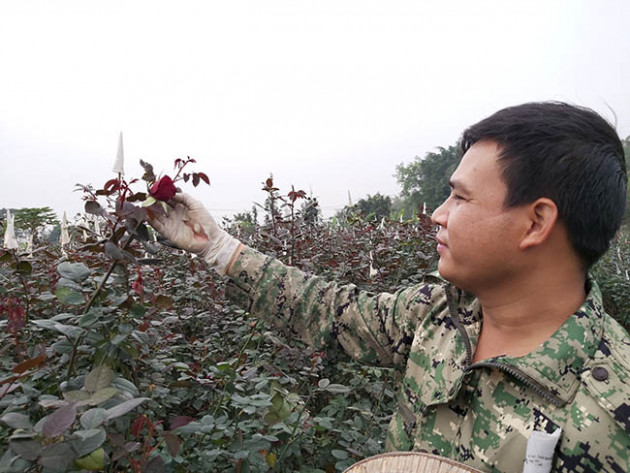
[37,291,57,301]
[51,338,74,355]
[54,287,84,305]
[130,303,147,317]
[104,241,126,260]
[9,430,37,440]
[79,311,99,327]
[85,387,118,406]
[42,403,77,438]
[80,408,105,430]
[9,439,42,461]
[271,392,284,411]
[1,412,32,429]
[57,277,84,292]
[84,365,114,392]
[63,390,90,402]
[331,449,349,460]
[103,398,149,421]
[15,261,32,275]
[317,378,330,389]
[32,319,85,338]
[57,262,91,282]
[142,196,157,207]
[141,240,159,254]
[71,429,106,457]
[74,447,106,471]
[56,323,85,339]
[111,332,129,345]
[85,201,107,217]
[234,450,250,460]
[135,223,151,242]
[111,377,140,397]
[37,442,74,469]
[324,384,351,394]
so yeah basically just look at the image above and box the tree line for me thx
[3,136,630,240]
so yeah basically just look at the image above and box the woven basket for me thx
[343,452,483,473]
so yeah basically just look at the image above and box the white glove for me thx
[149,193,242,274]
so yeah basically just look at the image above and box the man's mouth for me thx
[436,236,448,253]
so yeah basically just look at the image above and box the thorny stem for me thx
[10,252,31,324]
[277,356,321,464]
[211,316,262,417]
[277,380,315,464]
[6,251,32,364]
[65,232,137,381]
[289,188,295,266]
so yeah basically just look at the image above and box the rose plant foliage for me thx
[0,156,438,472]
[3,158,628,472]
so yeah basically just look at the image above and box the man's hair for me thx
[461,102,627,268]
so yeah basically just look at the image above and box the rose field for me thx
[1,172,629,472]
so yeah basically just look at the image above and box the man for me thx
[150,102,630,472]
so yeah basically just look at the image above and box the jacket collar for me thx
[466,277,606,404]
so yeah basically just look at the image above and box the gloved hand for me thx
[149,193,242,274]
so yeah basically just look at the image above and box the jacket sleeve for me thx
[225,246,445,370]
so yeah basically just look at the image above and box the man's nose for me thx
[431,200,448,227]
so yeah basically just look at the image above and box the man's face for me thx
[431,140,527,293]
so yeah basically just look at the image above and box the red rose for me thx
[150,175,177,201]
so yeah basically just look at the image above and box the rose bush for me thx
[0,165,440,472]
[2,161,629,472]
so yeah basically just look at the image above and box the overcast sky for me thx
[1,0,629,222]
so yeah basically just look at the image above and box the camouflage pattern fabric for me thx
[225,247,630,472]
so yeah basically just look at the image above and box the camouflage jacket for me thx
[225,247,630,472]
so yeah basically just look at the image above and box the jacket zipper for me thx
[445,285,567,408]
[445,284,474,365]
[466,360,566,407]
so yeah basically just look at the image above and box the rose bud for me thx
[150,175,177,201]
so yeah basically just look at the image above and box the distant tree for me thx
[13,207,60,243]
[300,197,321,225]
[395,145,461,216]
[0,209,7,235]
[336,193,392,222]
[224,208,258,239]
[623,136,630,224]
[232,211,256,225]
[47,224,61,244]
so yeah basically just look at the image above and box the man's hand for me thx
[149,193,242,274]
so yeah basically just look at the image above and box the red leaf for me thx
[103,179,118,189]
[145,455,164,473]
[192,173,200,187]
[42,403,77,438]
[162,432,181,457]
[131,415,150,437]
[197,172,210,185]
[265,178,273,188]
[183,173,190,183]
[11,354,46,374]
[169,416,194,430]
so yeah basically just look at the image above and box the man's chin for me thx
[437,259,454,282]
[437,261,472,292]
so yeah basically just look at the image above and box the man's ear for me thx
[519,198,558,250]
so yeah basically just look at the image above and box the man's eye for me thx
[453,194,465,201]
